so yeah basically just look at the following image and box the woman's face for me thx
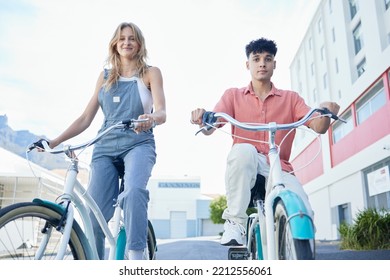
[116,26,140,59]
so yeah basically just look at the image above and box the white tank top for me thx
[119,76,153,114]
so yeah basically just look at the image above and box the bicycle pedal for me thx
[228,247,249,260]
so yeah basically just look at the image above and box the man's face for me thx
[246,51,276,81]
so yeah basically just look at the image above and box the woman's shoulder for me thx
[145,65,162,75]
[144,65,163,82]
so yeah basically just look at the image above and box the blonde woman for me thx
[49,22,166,259]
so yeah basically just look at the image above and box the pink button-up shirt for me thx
[213,82,311,172]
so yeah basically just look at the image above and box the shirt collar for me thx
[244,82,281,97]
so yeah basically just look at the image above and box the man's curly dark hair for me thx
[245,38,277,58]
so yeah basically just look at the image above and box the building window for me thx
[332,110,353,143]
[320,46,325,61]
[335,58,339,73]
[323,73,328,89]
[311,63,315,76]
[385,0,390,10]
[349,0,358,19]
[356,57,366,77]
[353,21,364,54]
[356,80,386,125]
[329,0,333,13]
[364,160,390,210]
[332,27,336,42]
[312,88,317,103]
[318,18,322,34]
[338,203,351,225]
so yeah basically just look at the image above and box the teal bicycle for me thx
[0,119,157,260]
[198,107,344,260]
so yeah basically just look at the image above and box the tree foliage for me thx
[209,195,227,224]
[209,195,257,224]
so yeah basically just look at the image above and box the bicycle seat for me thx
[113,158,125,179]
[248,174,266,208]
[113,158,126,194]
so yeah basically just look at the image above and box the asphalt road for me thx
[155,236,390,260]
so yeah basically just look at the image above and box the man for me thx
[191,38,339,246]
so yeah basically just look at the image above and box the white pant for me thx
[222,143,313,226]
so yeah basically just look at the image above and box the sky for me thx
[0,0,321,194]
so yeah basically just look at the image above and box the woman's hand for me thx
[134,114,156,134]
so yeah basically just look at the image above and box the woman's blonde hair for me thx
[105,22,148,90]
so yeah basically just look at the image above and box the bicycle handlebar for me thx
[27,118,149,154]
[199,107,345,134]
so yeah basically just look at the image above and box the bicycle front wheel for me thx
[0,202,89,260]
[274,200,314,260]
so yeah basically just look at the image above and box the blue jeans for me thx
[87,144,156,259]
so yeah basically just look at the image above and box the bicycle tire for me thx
[118,220,157,260]
[0,202,90,260]
[247,216,261,260]
[274,200,314,260]
[146,220,157,260]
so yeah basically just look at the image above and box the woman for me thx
[49,22,166,259]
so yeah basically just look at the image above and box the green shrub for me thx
[209,196,227,224]
[339,208,390,250]
[209,195,258,225]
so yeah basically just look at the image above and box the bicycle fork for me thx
[34,199,75,260]
[36,161,78,260]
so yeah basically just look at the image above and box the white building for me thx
[289,0,390,240]
[148,177,223,239]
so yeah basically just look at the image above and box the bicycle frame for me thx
[264,122,314,259]
[33,156,125,260]
[26,119,148,260]
[242,124,314,260]
[201,108,343,260]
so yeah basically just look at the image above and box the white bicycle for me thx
[197,107,345,260]
[0,118,157,260]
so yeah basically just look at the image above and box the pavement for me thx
[155,236,390,260]
[315,240,390,260]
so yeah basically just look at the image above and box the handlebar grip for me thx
[27,139,50,152]
[202,111,217,126]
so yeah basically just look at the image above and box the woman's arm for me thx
[49,71,104,148]
[136,66,166,132]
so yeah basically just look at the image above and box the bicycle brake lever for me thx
[195,112,217,136]
[319,107,346,123]
[195,126,208,136]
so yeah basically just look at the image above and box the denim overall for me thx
[87,69,156,259]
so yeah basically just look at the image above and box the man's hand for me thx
[191,108,206,126]
[319,101,340,116]
[310,101,341,134]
